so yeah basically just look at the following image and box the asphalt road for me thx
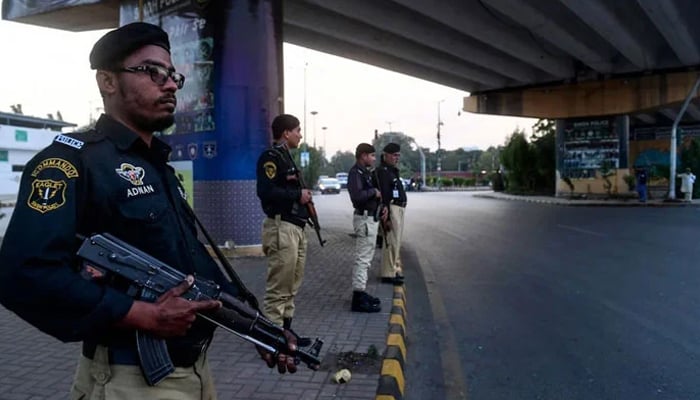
[398,191,700,400]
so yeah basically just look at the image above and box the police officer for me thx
[376,142,407,285]
[0,22,296,400]
[347,143,386,313]
[256,114,313,344]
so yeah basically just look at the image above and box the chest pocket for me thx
[117,198,169,224]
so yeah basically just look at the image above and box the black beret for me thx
[90,22,171,70]
[355,143,375,158]
[383,142,400,154]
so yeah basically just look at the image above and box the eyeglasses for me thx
[119,65,185,89]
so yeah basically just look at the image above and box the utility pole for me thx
[310,111,318,148]
[437,99,445,189]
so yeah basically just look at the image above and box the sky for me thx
[0,18,537,156]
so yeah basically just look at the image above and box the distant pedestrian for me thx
[347,143,384,313]
[636,167,648,202]
[678,167,696,202]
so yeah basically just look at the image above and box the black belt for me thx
[391,201,407,207]
[268,214,306,229]
[354,208,372,216]
[82,341,206,368]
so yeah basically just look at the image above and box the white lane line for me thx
[557,224,607,237]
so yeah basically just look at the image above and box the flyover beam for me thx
[481,0,612,74]
[636,0,700,65]
[464,71,700,119]
[285,1,506,89]
[390,0,572,78]
[293,0,535,84]
[558,0,654,69]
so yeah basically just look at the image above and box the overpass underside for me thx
[5,0,700,198]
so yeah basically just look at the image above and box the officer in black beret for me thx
[347,143,385,312]
[376,142,407,285]
[0,22,297,399]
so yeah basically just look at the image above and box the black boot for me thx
[363,291,381,306]
[351,291,381,313]
[282,317,312,347]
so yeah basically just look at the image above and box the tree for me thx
[328,150,355,175]
[499,119,556,194]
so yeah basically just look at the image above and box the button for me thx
[148,212,156,221]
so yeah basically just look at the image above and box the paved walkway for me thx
[0,220,397,399]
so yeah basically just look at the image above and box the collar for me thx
[95,114,171,163]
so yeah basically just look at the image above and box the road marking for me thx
[416,250,469,400]
[557,224,606,237]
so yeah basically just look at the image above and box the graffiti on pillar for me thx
[560,117,620,179]
[120,0,215,135]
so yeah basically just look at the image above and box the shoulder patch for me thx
[264,161,277,179]
[27,157,78,214]
[54,134,84,149]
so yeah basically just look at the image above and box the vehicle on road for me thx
[317,177,341,194]
[335,172,348,189]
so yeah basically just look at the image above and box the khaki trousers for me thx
[381,205,405,278]
[352,213,379,291]
[262,216,308,325]
[70,345,216,400]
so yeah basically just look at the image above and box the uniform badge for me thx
[28,179,67,213]
[115,163,145,185]
[26,158,78,214]
[264,161,277,179]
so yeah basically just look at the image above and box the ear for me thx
[95,70,118,96]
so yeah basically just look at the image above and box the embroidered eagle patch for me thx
[264,161,277,179]
[27,158,78,214]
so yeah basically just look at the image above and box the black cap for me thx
[383,142,400,154]
[355,143,375,158]
[90,22,171,70]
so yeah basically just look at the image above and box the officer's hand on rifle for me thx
[381,206,389,223]
[375,188,382,199]
[118,275,221,337]
[256,329,299,374]
[300,188,312,205]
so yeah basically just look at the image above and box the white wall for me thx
[0,124,60,197]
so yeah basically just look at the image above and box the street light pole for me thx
[322,126,327,158]
[386,121,394,133]
[437,99,445,189]
[310,110,318,149]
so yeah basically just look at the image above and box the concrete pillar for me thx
[121,0,282,246]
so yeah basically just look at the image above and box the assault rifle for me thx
[76,233,323,386]
[289,152,326,247]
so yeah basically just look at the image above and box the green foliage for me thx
[600,160,615,196]
[440,178,453,187]
[328,150,355,175]
[623,175,636,192]
[562,176,575,194]
[452,177,465,186]
[500,119,555,194]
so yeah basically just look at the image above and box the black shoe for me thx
[362,291,381,306]
[381,276,404,285]
[351,291,381,313]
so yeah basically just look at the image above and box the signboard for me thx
[121,0,215,135]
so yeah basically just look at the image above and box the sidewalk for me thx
[473,191,700,207]
[0,220,400,400]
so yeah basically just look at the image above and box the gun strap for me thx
[184,202,260,311]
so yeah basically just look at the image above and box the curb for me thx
[473,193,700,207]
[376,285,407,400]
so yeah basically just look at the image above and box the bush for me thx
[623,175,635,192]
[452,177,465,186]
[440,178,453,187]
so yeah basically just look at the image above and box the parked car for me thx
[336,172,348,189]
[317,177,341,194]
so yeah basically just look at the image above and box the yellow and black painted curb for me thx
[376,286,407,400]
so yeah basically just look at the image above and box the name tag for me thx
[393,189,399,198]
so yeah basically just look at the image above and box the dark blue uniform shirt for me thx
[0,114,240,355]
